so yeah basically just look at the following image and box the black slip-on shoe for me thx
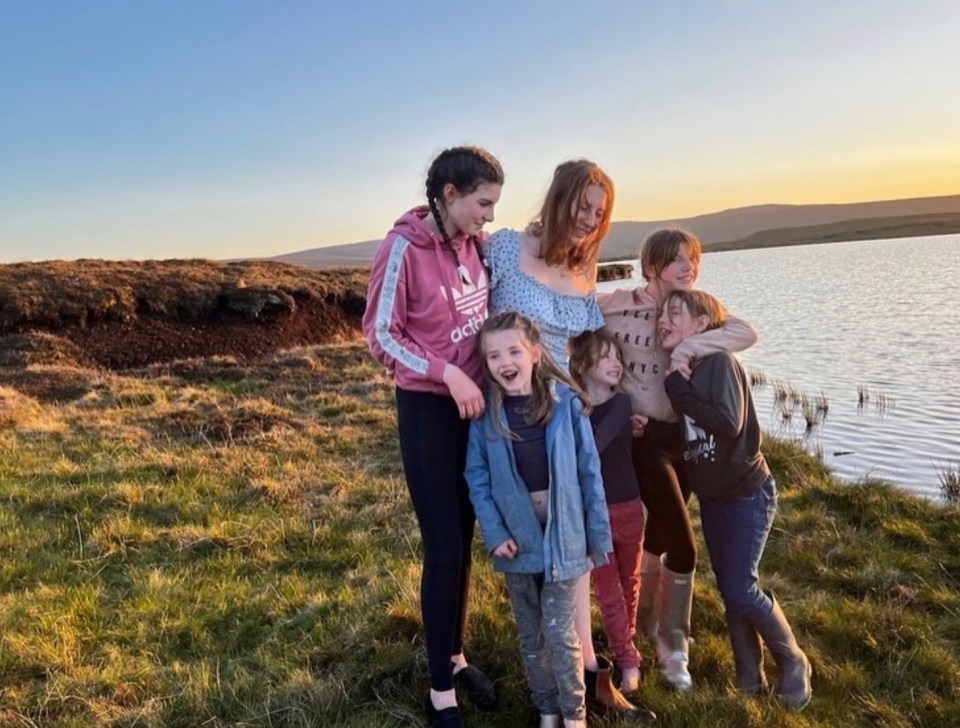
[453,664,498,711]
[425,696,464,728]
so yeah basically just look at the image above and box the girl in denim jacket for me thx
[466,311,613,728]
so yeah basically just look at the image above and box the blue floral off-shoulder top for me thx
[481,229,604,370]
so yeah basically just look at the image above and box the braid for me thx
[424,146,504,263]
[427,194,455,252]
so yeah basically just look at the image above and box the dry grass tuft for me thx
[155,399,310,444]
[0,386,62,432]
[0,332,93,368]
[0,364,102,404]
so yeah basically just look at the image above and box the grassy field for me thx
[1,340,959,727]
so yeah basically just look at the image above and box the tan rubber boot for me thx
[656,556,694,691]
[636,550,662,643]
[753,591,811,710]
[726,611,769,695]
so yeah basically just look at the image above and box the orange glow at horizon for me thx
[615,151,960,222]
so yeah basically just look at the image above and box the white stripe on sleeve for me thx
[374,237,430,375]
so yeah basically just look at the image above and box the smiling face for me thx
[482,328,541,396]
[658,297,709,351]
[443,181,502,237]
[583,341,623,391]
[647,242,700,295]
[569,183,607,246]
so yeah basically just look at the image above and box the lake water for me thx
[597,234,960,501]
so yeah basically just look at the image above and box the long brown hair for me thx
[477,311,589,438]
[534,159,615,271]
[569,329,624,395]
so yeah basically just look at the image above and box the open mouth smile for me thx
[498,369,519,383]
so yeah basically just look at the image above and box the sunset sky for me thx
[2,1,958,262]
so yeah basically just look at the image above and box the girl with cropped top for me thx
[466,311,613,728]
[482,161,649,720]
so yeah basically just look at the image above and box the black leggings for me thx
[396,387,476,692]
[632,431,697,574]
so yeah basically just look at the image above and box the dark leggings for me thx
[396,387,475,692]
[632,431,697,574]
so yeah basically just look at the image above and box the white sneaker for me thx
[660,650,693,691]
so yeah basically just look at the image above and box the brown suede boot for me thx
[585,655,658,724]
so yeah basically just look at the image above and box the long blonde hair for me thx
[477,311,589,438]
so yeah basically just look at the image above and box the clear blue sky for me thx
[2,0,958,262]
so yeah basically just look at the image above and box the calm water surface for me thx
[598,234,960,500]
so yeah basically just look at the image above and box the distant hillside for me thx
[269,240,383,268]
[597,195,960,260]
[261,194,960,268]
[707,212,960,252]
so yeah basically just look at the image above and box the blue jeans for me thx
[699,477,777,622]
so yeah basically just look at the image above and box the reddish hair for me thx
[535,159,615,271]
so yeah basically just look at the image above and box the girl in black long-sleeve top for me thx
[658,289,812,711]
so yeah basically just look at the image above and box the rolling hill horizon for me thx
[258,193,960,268]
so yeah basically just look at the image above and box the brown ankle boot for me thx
[585,655,657,724]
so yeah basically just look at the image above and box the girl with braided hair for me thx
[363,146,504,728]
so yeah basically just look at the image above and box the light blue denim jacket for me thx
[465,384,613,582]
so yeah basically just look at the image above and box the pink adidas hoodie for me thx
[363,206,489,395]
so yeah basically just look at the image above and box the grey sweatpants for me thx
[504,572,585,720]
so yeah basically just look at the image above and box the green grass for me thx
[1,342,959,726]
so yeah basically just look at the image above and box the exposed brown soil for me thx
[62,297,358,370]
[0,259,370,371]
